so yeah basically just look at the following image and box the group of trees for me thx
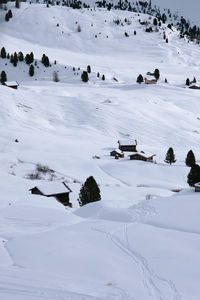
[81,65,105,82]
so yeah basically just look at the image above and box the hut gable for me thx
[194,182,200,192]
[30,182,72,207]
[4,81,19,89]
[118,139,137,152]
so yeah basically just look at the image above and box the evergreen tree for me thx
[97,72,100,77]
[15,0,20,8]
[78,176,101,207]
[102,74,105,80]
[154,68,160,80]
[5,12,9,21]
[187,164,200,186]
[25,54,31,64]
[153,18,157,26]
[10,54,14,64]
[1,47,6,58]
[186,78,190,86]
[29,64,34,76]
[81,71,89,82]
[13,52,18,66]
[8,9,12,18]
[165,147,176,165]
[18,51,24,61]
[87,65,91,73]
[7,53,10,59]
[30,52,34,63]
[136,74,143,84]
[185,150,196,167]
[0,70,7,84]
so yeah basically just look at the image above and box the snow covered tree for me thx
[0,70,7,84]
[29,64,34,77]
[136,74,143,84]
[165,147,176,165]
[185,150,196,167]
[187,164,200,187]
[1,47,6,58]
[81,71,89,82]
[154,69,160,80]
[78,176,101,207]
[87,65,91,73]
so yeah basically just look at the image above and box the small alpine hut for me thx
[194,182,200,192]
[118,139,137,152]
[110,149,124,158]
[129,152,156,162]
[4,81,19,89]
[29,181,72,207]
[144,78,157,85]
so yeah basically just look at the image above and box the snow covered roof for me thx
[5,81,19,86]
[194,182,200,188]
[118,140,137,146]
[128,151,156,158]
[31,181,72,196]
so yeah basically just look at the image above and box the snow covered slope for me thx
[0,2,200,300]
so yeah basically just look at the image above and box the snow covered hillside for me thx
[0,2,200,299]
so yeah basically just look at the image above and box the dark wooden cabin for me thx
[118,140,137,152]
[30,182,72,207]
[194,183,200,192]
[110,149,124,158]
[129,152,156,162]
[4,81,19,89]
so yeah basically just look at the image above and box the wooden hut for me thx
[4,81,19,89]
[118,140,137,152]
[129,152,156,162]
[144,78,157,85]
[30,181,72,207]
[194,182,200,192]
[110,149,124,158]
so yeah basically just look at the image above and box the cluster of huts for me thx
[110,139,156,162]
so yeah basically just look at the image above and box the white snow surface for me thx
[0,3,200,300]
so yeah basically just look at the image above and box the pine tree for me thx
[10,54,14,64]
[15,0,20,8]
[87,65,91,73]
[136,74,143,84]
[1,47,6,58]
[97,72,100,77]
[186,78,190,86]
[18,51,24,61]
[30,52,34,63]
[102,74,105,80]
[165,147,176,165]
[25,54,31,64]
[185,150,196,167]
[153,18,157,26]
[5,12,9,21]
[187,164,200,186]
[0,70,7,84]
[8,9,12,18]
[154,69,160,80]
[78,176,101,207]
[81,71,89,82]
[13,52,18,66]
[29,64,34,77]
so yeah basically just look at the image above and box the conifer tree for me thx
[186,78,190,86]
[1,47,6,58]
[29,64,34,77]
[185,150,196,167]
[13,52,18,66]
[136,74,143,84]
[78,176,101,207]
[165,147,176,165]
[25,54,31,64]
[154,68,160,80]
[5,12,9,21]
[87,65,91,73]
[97,72,100,77]
[187,164,200,186]
[30,52,34,63]
[8,9,12,18]
[102,74,105,80]
[18,51,24,61]
[15,0,20,8]
[10,54,14,64]
[81,71,89,82]
[0,70,7,84]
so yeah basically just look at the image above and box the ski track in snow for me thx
[93,226,181,300]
